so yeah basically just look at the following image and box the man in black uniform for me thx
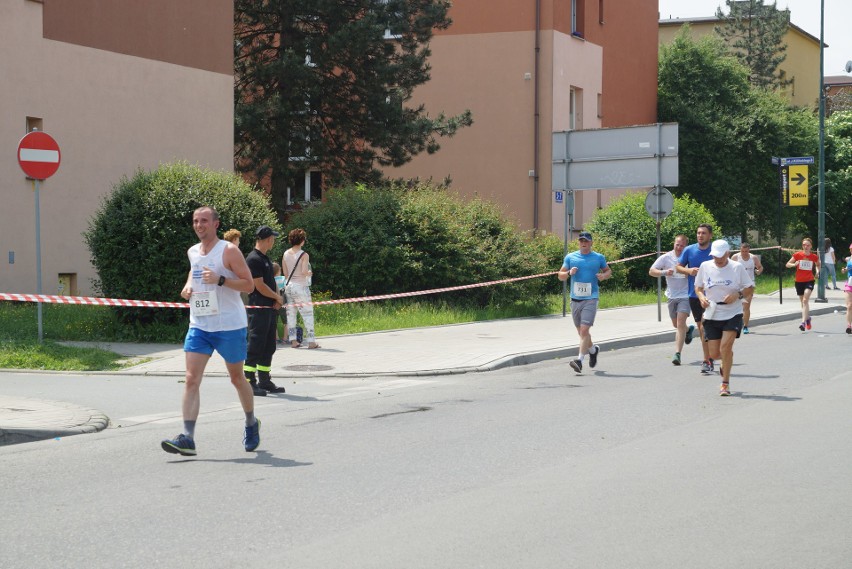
[244,225,286,395]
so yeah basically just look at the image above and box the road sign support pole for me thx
[815,0,827,304]
[776,159,783,305]
[34,179,44,343]
[655,220,662,323]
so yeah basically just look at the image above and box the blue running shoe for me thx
[685,324,695,345]
[244,418,261,452]
[161,433,196,456]
[742,326,750,334]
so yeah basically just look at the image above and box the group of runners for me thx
[159,206,847,456]
[559,225,842,397]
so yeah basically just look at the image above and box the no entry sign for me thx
[17,131,61,180]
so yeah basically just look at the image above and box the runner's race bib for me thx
[190,290,219,317]
[799,259,814,271]
[572,281,592,297]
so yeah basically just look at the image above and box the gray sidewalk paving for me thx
[1,287,848,445]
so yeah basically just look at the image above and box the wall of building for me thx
[0,1,233,296]
[389,0,658,236]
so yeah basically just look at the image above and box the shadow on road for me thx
[169,450,312,468]
[736,393,802,402]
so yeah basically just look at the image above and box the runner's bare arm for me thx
[221,245,255,294]
[181,271,193,300]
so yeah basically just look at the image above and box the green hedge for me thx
[283,183,555,307]
[586,192,720,288]
[84,162,280,324]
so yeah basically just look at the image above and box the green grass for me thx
[0,340,132,371]
[0,272,799,370]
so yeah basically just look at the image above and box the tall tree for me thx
[797,110,852,246]
[234,0,472,212]
[715,0,791,91]
[658,27,816,238]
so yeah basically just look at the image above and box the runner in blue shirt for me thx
[558,231,612,374]
[676,223,715,373]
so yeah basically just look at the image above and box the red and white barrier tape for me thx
[0,271,557,310]
[0,246,791,310]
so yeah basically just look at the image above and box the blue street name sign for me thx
[780,156,815,166]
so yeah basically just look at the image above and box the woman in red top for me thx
[785,237,820,331]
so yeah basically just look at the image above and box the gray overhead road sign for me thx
[552,123,678,191]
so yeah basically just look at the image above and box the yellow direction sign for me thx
[788,164,808,206]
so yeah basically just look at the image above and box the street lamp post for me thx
[816,0,827,303]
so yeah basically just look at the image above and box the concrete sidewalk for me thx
[1,287,848,445]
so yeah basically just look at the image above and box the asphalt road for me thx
[2,319,851,569]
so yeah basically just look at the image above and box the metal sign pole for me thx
[562,192,568,318]
[34,178,44,343]
[656,221,662,322]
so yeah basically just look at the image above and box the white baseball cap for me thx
[710,239,730,258]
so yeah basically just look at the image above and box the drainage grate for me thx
[283,365,334,372]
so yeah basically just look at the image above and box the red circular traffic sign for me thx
[17,131,61,180]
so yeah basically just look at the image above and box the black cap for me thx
[255,225,279,239]
[578,231,593,241]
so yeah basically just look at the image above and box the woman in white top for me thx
[731,243,763,334]
[824,238,838,290]
[282,228,320,349]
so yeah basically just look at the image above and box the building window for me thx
[26,116,43,133]
[379,0,402,39]
[569,87,583,130]
[569,88,576,130]
[571,0,584,37]
[287,170,322,204]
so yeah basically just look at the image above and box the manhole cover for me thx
[284,365,335,372]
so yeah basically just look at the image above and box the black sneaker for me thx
[799,322,805,332]
[250,383,268,397]
[672,352,681,366]
[701,360,714,374]
[161,433,196,456]
[846,326,851,335]
[569,359,583,373]
[257,380,286,394]
[588,345,600,368]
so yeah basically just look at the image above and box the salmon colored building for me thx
[1,0,233,296]
[388,0,660,236]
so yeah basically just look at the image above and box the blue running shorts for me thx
[184,327,247,364]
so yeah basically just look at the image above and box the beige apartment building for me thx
[659,16,822,109]
[388,0,660,236]
[0,0,233,296]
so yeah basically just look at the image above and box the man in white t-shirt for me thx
[649,234,695,366]
[694,239,754,396]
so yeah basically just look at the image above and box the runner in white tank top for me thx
[731,243,763,333]
[161,206,260,458]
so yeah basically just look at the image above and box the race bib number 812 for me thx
[190,290,219,317]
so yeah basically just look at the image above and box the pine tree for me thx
[234,0,472,212]
[714,0,791,91]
